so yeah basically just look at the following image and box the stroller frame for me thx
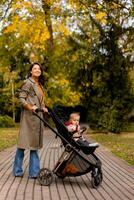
[34,107,103,188]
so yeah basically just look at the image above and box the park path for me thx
[0,129,134,200]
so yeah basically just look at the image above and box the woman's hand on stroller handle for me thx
[34,108,43,113]
[34,107,50,115]
[31,105,38,113]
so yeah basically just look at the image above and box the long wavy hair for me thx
[27,62,45,85]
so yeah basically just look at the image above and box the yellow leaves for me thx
[53,22,70,37]
[3,25,14,34]
[19,20,28,36]
[3,16,20,34]
[95,12,107,25]
[3,12,50,50]
[58,23,70,36]
[2,0,52,51]
[46,73,81,106]
[42,0,54,6]
[0,65,9,74]
[111,2,121,9]
[96,12,107,20]
[27,16,50,49]
[90,2,98,9]
[52,6,62,15]
[69,0,85,10]
[12,1,32,10]
[71,54,78,62]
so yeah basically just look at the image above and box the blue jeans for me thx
[13,148,40,177]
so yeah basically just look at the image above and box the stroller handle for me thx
[35,107,51,115]
[35,108,44,113]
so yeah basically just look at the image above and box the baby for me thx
[65,112,99,148]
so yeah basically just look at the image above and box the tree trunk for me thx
[42,0,54,52]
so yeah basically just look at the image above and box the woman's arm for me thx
[19,80,37,112]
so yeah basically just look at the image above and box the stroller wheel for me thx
[91,168,103,188]
[37,168,53,186]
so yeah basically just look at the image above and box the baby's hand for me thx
[67,124,76,132]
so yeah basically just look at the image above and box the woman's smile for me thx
[31,64,41,77]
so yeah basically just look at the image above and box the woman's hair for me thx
[27,62,45,85]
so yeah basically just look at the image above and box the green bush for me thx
[0,115,15,127]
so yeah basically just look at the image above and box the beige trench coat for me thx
[17,77,45,150]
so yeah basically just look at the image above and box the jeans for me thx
[13,148,40,177]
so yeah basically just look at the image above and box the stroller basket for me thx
[55,144,101,178]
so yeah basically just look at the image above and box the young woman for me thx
[13,62,48,178]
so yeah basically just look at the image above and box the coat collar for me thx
[28,77,37,84]
[28,77,44,105]
[28,77,44,92]
[28,78,44,89]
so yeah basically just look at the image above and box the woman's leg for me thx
[29,150,40,178]
[13,148,25,177]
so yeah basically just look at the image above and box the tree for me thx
[0,0,133,130]
[64,0,134,132]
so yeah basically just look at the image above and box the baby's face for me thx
[71,116,80,125]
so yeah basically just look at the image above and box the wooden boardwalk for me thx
[0,129,134,200]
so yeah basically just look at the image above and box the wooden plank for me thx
[0,129,133,200]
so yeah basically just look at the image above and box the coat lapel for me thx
[28,77,44,105]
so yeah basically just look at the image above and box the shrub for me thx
[0,115,15,127]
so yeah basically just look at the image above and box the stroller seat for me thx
[75,139,99,154]
[50,106,99,154]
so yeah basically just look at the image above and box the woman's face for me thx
[31,64,41,78]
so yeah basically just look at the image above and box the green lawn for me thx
[0,126,134,166]
[0,126,19,151]
[89,131,134,166]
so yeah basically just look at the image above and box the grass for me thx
[0,126,19,151]
[88,131,134,166]
[0,125,134,166]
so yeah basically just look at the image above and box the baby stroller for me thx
[35,105,103,188]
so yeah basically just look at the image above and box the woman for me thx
[13,62,48,178]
